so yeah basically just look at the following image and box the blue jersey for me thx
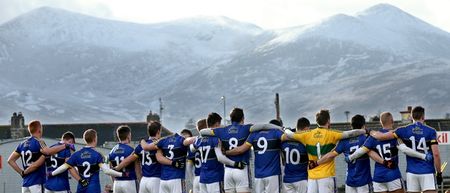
[394,122,437,174]
[156,133,188,180]
[66,147,104,193]
[363,129,401,183]
[15,137,46,187]
[109,143,136,180]
[281,141,308,183]
[213,122,252,166]
[334,135,372,187]
[187,147,201,176]
[45,142,73,191]
[134,138,161,178]
[194,136,224,184]
[246,129,283,178]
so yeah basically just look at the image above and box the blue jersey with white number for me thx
[246,129,283,178]
[363,129,401,183]
[45,142,73,191]
[134,138,161,178]
[66,147,104,193]
[213,123,252,166]
[334,135,372,187]
[15,137,46,187]
[187,147,201,176]
[109,143,136,181]
[194,136,224,184]
[156,133,188,180]
[281,141,308,183]
[394,122,437,174]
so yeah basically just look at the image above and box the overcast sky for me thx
[1,0,449,32]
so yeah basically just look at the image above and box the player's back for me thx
[195,136,224,183]
[247,129,283,178]
[45,142,72,191]
[187,140,201,177]
[364,129,401,183]
[67,146,104,193]
[109,143,137,180]
[134,138,161,178]
[281,140,308,183]
[297,128,342,179]
[157,133,188,180]
[335,135,372,186]
[214,123,251,164]
[395,122,437,174]
[15,136,46,187]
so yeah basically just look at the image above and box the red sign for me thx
[437,132,449,145]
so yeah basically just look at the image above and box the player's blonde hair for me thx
[380,112,393,127]
[27,120,41,134]
[83,129,97,144]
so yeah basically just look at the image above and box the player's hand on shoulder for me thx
[425,152,433,162]
[344,154,355,164]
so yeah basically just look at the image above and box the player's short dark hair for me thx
[412,106,425,120]
[230,108,244,123]
[181,129,193,137]
[351,115,366,129]
[83,129,97,144]
[197,119,207,131]
[61,131,75,143]
[316,109,330,126]
[147,121,161,137]
[269,119,283,127]
[207,112,222,128]
[116,125,131,141]
[296,117,310,130]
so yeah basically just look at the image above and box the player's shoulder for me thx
[420,122,436,131]
[327,128,343,133]
[158,134,176,141]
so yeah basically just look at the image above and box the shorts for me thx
[159,179,186,193]
[406,172,436,192]
[283,180,307,193]
[307,177,336,193]
[373,178,403,192]
[224,166,252,192]
[254,175,281,193]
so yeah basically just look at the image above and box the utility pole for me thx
[159,97,164,123]
[275,93,281,121]
[345,111,350,123]
[221,96,226,125]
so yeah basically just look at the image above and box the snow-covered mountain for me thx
[1,4,449,129]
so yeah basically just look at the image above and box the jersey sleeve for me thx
[156,138,165,149]
[97,152,105,165]
[245,133,254,147]
[275,130,284,141]
[330,130,344,142]
[393,127,407,139]
[292,132,307,144]
[38,139,47,150]
[66,154,77,167]
[134,145,143,159]
[362,136,375,149]
[211,137,220,148]
[334,140,346,154]
[15,144,21,154]
[429,129,438,145]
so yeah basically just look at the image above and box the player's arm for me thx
[52,163,71,176]
[109,162,115,182]
[140,140,158,151]
[369,130,396,141]
[431,143,441,174]
[225,142,251,156]
[7,151,23,176]
[39,140,67,156]
[396,139,427,160]
[215,140,244,168]
[250,124,283,132]
[155,149,172,165]
[115,153,138,171]
[183,137,196,146]
[198,128,215,137]
[23,155,46,175]
[135,160,142,182]
[348,146,370,161]
[341,129,366,139]
[100,163,124,177]
[64,157,81,181]
[367,150,384,164]
[316,151,339,165]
